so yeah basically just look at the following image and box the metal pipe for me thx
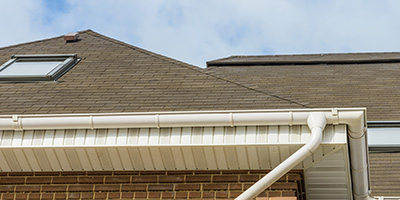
[235,112,326,200]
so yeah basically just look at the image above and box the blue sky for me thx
[2,0,400,67]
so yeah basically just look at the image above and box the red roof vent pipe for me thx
[64,32,80,42]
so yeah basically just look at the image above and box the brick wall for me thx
[0,170,303,200]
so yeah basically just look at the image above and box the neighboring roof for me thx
[207,53,400,121]
[369,152,400,196]
[0,30,303,115]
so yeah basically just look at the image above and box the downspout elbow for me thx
[236,113,326,200]
[306,113,326,152]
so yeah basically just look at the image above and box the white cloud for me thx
[0,0,46,46]
[2,0,400,67]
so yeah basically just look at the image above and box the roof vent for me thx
[64,32,79,42]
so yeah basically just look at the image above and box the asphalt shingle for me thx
[0,30,301,115]
[207,53,400,121]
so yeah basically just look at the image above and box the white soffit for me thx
[305,146,352,200]
[0,125,346,172]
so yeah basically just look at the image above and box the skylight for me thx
[0,54,79,81]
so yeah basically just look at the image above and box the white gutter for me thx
[0,108,371,199]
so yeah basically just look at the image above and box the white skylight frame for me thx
[0,54,79,81]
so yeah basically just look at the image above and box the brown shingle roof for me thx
[369,152,400,196]
[0,30,302,115]
[207,53,400,121]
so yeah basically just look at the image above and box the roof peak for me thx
[207,52,400,67]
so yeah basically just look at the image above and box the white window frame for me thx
[368,121,400,152]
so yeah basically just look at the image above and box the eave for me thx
[0,108,370,200]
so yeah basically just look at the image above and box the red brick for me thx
[202,191,215,198]
[175,183,201,190]
[186,175,211,182]
[95,184,120,192]
[240,174,260,182]
[249,170,270,174]
[243,183,253,190]
[94,192,107,199]
[270,182,298,190]
[267,191,282,197]
[203,183,228,190]
[81,193,94,199]
[188,191,201,198]
[26,177,52,184]
[42,185,67,192]
[176,191,188,198]
[14,193,28,200]
[282,190,297,196]
[0,177,25,184]
[15,185,40,192]
[121,192,134,198]
[54,193,68,199]
[35,172,60,176]
[148,184,173,191]
[68,184,94,192]
[159,175,184,182]
[0,185,15,192]
[28,193,41,200]
[132,176,157,183]
[230,191,242,198]
[121,184,147,191]
[278,175,287,181]
[105,176,131,183]
[161,191,174,198]
[8,172,34,176]
[108,192,120,199]
[229,183,243,190]
[52,176,78,184]
[213,175,238,182]
[148,192,161,198]
[287,174,301,181]
[257,191,268,197]
[41,193,55,200]
[134,192,147,198]
[215,191,229,198]
[1,193,14,200]
[167,170,194,175]
[79,176,104,183]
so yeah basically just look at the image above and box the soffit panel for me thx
[0,125,347,172]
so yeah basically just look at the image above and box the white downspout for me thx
[340,111,373,200]
[235,113,327,200]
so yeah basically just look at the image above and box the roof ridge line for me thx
[0,29,93,51]
[208,52,400,67]
[85,30,203,70]
[86,30,309,108]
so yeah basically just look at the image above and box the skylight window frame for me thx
[0,54,79,81]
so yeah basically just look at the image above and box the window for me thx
[368,121,400,152]
[0,54,79,81]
